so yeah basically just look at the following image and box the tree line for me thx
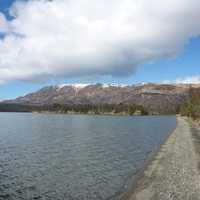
[0,103,149,115]
[180,87,200,119]
[37,103,149,115]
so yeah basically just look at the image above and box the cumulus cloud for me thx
[0,0,200,83]
[163,75,200,84]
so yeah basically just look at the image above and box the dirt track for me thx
[128,117,200,200]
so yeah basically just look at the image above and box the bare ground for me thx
[128,117,200,200]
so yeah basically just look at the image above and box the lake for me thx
[0,113,176,200]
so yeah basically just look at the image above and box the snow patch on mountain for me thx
[56,83,147,91]
[58,83,129,89]
[101,84,128,88]
[57,83,90,89]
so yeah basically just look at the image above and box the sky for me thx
[0,0,200,99]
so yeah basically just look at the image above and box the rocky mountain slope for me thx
[4,83,200,114]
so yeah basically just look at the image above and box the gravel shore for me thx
[128,117,200,200]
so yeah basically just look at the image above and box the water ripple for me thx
[0,113,176,200]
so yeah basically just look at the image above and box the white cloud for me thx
[163,75,200,84]
[0,0,200,83]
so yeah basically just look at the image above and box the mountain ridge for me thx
[3,83,200,114]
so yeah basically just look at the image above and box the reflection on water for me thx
[0,113,176,200]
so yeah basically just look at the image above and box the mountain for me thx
[3,83,200,114]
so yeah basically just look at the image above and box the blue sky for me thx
[0,0,200,99]
[0,0,13,12]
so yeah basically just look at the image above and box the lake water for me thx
[0,113,176,200]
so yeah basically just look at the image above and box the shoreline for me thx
[0,111,176,118]
[125,117,200,200]
[119,117,177,200]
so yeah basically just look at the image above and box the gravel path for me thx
[128,117,200,200]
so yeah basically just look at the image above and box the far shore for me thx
[124,117,200,200]
[0,110,178,118]
[30,110,176,117]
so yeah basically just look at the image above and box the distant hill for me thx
[2,83,200,114]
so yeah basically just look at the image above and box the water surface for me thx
[0,113,176,200]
